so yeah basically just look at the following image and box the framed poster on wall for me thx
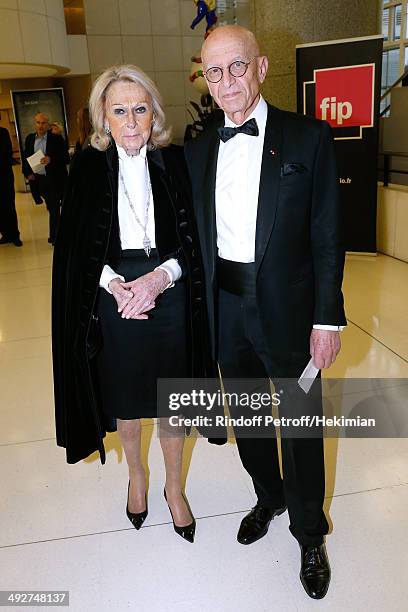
[10,88,68,161]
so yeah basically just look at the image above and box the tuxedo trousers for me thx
[218,280,329,546]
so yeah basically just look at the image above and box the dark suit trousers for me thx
[34,174,61,243]
[0,175,20,240]
[218,288,329,546]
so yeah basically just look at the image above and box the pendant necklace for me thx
[119,158,152,257]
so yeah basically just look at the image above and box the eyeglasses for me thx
[204,57,257,83]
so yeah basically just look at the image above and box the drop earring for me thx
[104,124,111,134]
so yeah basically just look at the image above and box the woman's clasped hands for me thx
[108,269,170,320]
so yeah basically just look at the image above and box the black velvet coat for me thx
[52,143,217,464]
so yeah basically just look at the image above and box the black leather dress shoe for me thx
[13,238,23,247]
[0,236,11,244]
[237,503,287,545]
[300,543,331,599]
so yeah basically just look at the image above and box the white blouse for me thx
[99,144,181,292]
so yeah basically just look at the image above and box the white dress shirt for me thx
[215,96,343,331]
[34,133,47,176]
[99,144,181,292]
[216,96,267,263]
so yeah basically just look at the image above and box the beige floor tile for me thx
[343,254,408,361]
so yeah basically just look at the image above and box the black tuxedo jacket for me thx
[22,130,69,194]
[185,103,346,377]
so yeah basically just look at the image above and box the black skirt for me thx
[96,249,188,419]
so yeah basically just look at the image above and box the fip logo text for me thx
[320,97,352,125]
[314,64,375,130]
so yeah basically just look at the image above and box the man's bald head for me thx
[34,112,49,137]
[201,25,268,124]
[202,25,260,62]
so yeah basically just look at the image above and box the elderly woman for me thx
[52,65,221,543]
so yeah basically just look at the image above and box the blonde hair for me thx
[89,64,171,151]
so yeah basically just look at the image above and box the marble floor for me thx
[0,194,407,611]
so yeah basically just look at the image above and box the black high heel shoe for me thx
[126,482,148,530]
[164,489,196,543]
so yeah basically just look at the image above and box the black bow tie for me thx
[217,118,259,143]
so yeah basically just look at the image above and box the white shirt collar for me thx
[224,95,268,131]
[117,143,147,161]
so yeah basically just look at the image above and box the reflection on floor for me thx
[1,195,407,611]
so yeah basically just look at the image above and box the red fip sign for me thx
[314,64,375,128]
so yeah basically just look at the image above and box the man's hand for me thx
[27,174,35,181]
[41,155,51,166]
[310,329,341,369]
[119,269,170,319]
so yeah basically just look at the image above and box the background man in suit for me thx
[0,124,22,246]
[185,26,346,600]
[22,112,69,244]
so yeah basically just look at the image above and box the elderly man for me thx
[185,25,346,599]
[22,112,69,245]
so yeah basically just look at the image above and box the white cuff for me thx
[99,264,125,294]
[154,258,182,291]
[313,324,345,332]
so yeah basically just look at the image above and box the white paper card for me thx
[26,149,45,173]
[298,357,320,394]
